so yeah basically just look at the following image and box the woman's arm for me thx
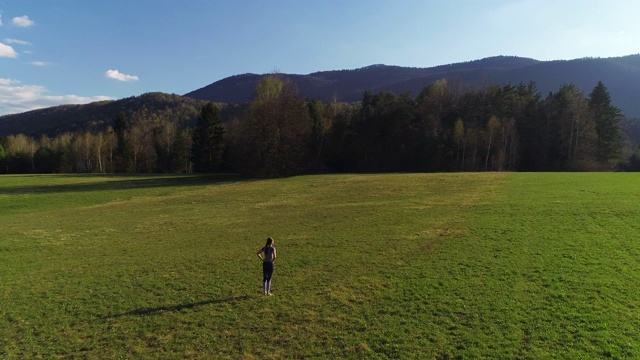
[256,247,264,260]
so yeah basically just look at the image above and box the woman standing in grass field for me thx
[257,237,277,295]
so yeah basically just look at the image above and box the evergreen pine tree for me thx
[113,112,134,172]
[191,103,225,173]
[589,81,622,168]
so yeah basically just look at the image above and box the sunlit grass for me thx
[1,172,639,359]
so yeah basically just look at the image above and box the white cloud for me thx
[0,78,19,86]
[4,38,31,45]
[105,69,139,82]
[30,61,52,67]
[0,78,113,116]
[12,15,34,27]
[0,42,18,58]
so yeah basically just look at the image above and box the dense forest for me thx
[1,76,639,176]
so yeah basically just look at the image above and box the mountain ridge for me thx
[0,92,211,137]
[2,54,640,137]
[185,54,640,117]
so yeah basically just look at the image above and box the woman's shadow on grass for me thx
[99,295,251,319]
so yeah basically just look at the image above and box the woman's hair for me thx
[265,237,273,247]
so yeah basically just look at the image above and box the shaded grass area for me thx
[0,173,639,359]
[0,173,245,216]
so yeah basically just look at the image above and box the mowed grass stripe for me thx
[1,173,639,359]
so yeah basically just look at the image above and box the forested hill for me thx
[3,55,640,138]
[185,54,640,117]
[0,92,236,137]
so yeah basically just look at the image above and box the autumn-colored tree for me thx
[414,79,458,171]
[129,120,156,173]
[231,76,311,177]
[4,134,38,172]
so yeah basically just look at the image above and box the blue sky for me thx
[1,0,639,116]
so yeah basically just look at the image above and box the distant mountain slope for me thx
[0,93,210,137]
[185,55,640,117]
[3,55,640,138]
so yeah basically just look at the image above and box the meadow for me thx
[0,172,639,359]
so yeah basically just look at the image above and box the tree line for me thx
[1,76,639,176]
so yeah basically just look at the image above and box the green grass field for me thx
[1,172,639,359]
